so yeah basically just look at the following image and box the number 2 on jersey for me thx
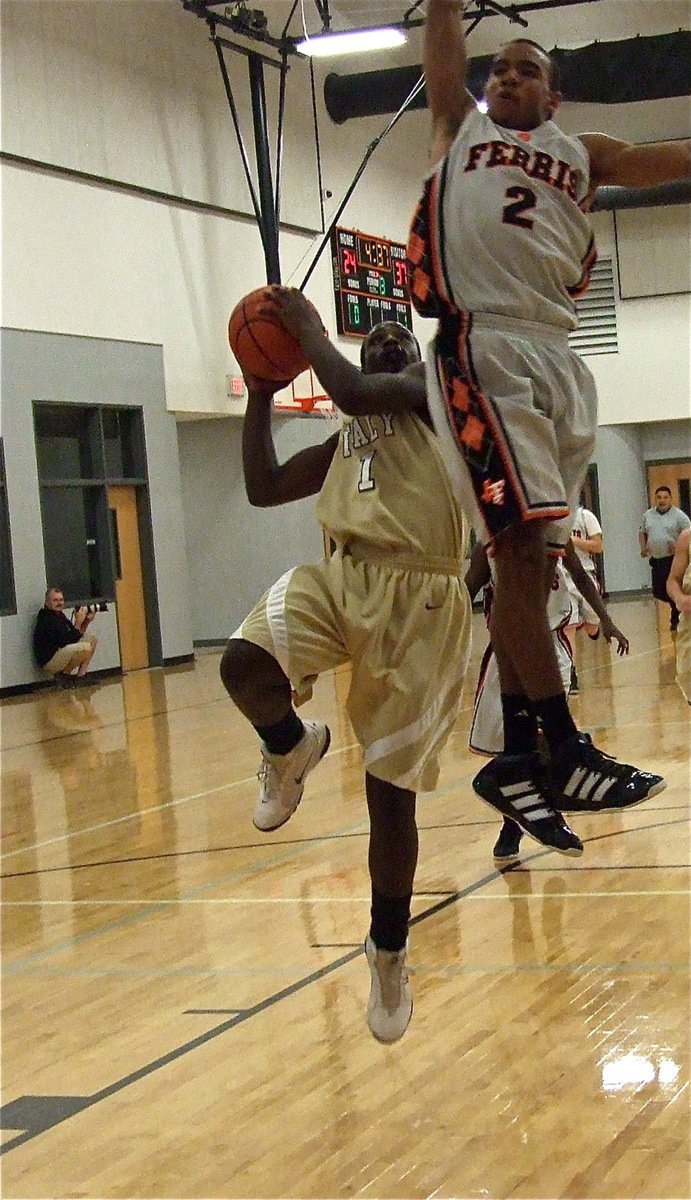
[502,185,537,229]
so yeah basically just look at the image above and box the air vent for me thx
[569,256,618,356]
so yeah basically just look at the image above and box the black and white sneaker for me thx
[473,754,583,856]
[493,819,523,863]
[551,733,666,813]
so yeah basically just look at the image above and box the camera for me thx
[75,602,108,615]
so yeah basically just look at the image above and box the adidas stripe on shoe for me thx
[551,733,666,813]
[253,719,331,832]
[473,753,583,857]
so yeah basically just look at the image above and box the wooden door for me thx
[646,460,691,516]
[107,485,149,671]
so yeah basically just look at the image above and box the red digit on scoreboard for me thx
[394,259,408,288]
[342,248,358,275]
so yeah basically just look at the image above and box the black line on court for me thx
[0,865,504,1155]
[0,819,500,879]
[1,814,688,1156]
[1,808,686,880]
[184,1009,246,1015]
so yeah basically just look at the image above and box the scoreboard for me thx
[330,227,413,339]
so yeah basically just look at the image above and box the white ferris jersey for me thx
[548,559,574,629]
[570,505,601,570]
[419,106,595,330]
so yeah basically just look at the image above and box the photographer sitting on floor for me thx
[33,587,100,683]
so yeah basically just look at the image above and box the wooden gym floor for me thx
[1,597,689,1199]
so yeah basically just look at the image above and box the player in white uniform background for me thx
[565,503,604,692]
[408,0,686,830]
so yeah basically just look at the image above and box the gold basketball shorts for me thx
[232,548,472,791]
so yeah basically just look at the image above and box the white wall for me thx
[0,0,433,417]
[2,2,689,422]
[1,0,690,664]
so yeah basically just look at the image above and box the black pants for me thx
[650,556,679,626]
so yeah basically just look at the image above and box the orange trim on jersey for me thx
[567,235,598,298]
[407,228,425,265]
[456,316,531,521]
[440,314,571,535]
[426,171,451,309]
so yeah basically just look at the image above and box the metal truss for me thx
[182,0,603,60]
[179,0,604,285]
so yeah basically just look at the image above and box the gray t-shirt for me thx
[640,505,691,559]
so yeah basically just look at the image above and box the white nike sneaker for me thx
[253,720,331,832]
[365,934,413,1044]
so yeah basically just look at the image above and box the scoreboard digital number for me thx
[331,227,413,339]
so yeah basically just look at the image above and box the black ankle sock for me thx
[501,693,538,755]
[532,693,578,757]
[370,889,411,953]
[254,710,304,755]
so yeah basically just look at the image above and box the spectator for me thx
[33,587,98,682]
[639,487,691,631]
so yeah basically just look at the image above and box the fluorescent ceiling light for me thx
[296,27,407,58]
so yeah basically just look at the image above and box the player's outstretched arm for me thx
[563,539,629,655]
[582,133,691,189]
[425,0,476,164]
[666,529,691,615]
[265,288,427,416]
[242,375,338,507]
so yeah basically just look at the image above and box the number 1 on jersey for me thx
[358,451,376,492]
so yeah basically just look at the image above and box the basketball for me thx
[228,286,310,382]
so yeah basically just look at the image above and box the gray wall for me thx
[176,414,691,639]
[640,418,691,461]
[594,418,691,594]
[594,425,650,593]
[0,328,193,689]
[177,415,327,642]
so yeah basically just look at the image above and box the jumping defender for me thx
[409,1,683,826]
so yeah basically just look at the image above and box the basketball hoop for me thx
[273,366,338,419]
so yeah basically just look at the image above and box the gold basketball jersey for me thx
[316,410,467,568]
